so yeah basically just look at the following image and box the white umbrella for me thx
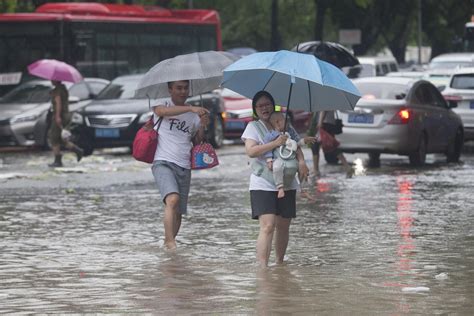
[135,51,240,99]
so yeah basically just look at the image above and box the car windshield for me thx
[451,74,474,89]
[355,82,408,100]
[0,83,51,104]
[96,78,140,100]
[429,61,474,69]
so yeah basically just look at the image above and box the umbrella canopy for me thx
[135,50,240,99]
[293,41,359,69]
[222,50,361,113]
[27,59,83,83]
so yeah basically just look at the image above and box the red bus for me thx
[0,2,222,95]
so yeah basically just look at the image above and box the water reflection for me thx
[256,265,304,315]
[396,178,415,274]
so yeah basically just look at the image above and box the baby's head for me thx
[269,111,286,132]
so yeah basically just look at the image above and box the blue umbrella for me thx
[221,50,361,112]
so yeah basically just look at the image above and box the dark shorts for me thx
[250,190,296,220]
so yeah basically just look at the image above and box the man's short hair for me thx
[168,80,190,89]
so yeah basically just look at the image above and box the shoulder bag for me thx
[132,116,162,163]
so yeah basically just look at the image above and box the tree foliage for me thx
[1,0,473,61]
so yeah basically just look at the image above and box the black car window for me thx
[354,82,408,99]
[376,65,383,76]
[411,85,429,105]
[96,78,139,100]
[0,84,51,103]
[451,74,474,89]
[69,82,90,100]
[87,81,108,96]
[426,85,448,108]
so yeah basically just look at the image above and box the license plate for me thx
[225,120,246,130]
[470,101,474,109]
[95,128,120,138]
[348,113,374,124]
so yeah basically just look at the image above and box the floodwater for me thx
[1,146,474,314]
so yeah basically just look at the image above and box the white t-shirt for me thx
[241,121,299,192]
[152,98,201,169]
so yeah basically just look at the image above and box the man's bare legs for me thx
[256,214,276,267]
[163,193,182,250]
[274,216,291,264]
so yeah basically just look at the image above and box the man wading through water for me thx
[150,80,210,250]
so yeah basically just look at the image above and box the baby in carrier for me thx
[263,112,304,198]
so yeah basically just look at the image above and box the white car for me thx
[0,78,109,147]
[428,53,474,70]
[442,67,474,141]
[337,77,464,166]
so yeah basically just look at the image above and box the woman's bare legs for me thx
[256,214,276,267]
[274,216,291,264]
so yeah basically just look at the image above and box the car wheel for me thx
[209,114,224,148]
[446,128,463,163]
[409,134,427,167]
[324,151,339,165]
[368,152,381,168]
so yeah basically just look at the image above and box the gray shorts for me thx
[151,160,191,215]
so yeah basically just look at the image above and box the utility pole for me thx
[417,0,422,65]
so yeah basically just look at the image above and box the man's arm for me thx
[153,104,208,117]
[192,114,210,145]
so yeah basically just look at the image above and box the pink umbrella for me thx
[27,59,83,83]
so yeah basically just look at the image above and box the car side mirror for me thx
[437,85,446,92]
[68,96,80,104]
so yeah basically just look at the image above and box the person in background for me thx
[314,110,354,178]
[48,80,84,167]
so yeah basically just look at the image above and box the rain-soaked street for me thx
[1,145,474,314]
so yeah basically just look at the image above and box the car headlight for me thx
[71,112,84,124]
[10,113,41,124]
[138,111,153,124]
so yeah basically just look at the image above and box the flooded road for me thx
[1,146,474,314]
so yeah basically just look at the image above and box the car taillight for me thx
[388,109,411,124]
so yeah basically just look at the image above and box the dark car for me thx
[71,74,225,155]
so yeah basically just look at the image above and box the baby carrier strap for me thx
[250,121,276,185]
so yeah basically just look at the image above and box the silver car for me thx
[337,77,464,166]
[442,67,474,141]
[0,78,109,147]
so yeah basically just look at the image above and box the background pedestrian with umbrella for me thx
[293,41,360,177]
[28,59,84,167]
[135,51,238,250]
[222,50,361,267]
